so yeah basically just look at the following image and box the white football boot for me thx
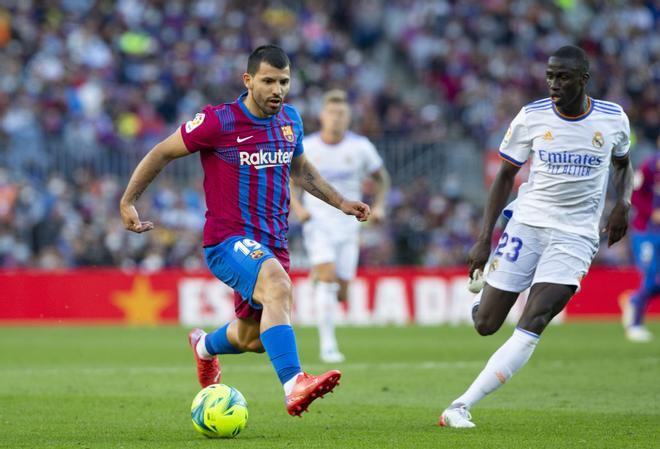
[625,325,653,343]
[320,349,346,363]
[439,404,476,428]
[620,295,653,342]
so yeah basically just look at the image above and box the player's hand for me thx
[120,202,155,233]
[467,239,491,275]
[340,199,371,222]
[603,200,630,247]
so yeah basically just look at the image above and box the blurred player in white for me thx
[439,45,634,428]
[291,89,390,363]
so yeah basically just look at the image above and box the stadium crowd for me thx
[0,166,482,269]
[0,163,635,270]
[0,0,657,269]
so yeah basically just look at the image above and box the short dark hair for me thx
[247,45,290,75]
[322,89,348,106]
[551,45,589,73]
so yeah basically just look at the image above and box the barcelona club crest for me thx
[250,250,265,260]
[592,131,604,148]
[281,125,295,143]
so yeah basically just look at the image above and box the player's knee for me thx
[474,318,500,336]
[319,274,338,284]
[314,265,337,283]
[261,277,293,306]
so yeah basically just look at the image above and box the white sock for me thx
[452,328,539,408]
[196,334,213,360]
[283,372,304,395]
[314,281,340,354]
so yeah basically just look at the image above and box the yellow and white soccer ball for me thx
[191,384,248,438]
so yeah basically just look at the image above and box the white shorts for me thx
[302,224,359,281]
[484,219,598,293]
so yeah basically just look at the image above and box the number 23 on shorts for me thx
[494,232,523,262]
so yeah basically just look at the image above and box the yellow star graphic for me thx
[111,276,172,325]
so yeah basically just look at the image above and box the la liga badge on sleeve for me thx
[185,113,206,133]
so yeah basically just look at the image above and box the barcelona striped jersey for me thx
[631,152,660,233]
[180,92,304,249]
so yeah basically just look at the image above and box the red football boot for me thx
[188,328,221,388]
[286,370,341,416]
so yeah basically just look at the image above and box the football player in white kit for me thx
[291,89,390,363]
[439,46,634,428]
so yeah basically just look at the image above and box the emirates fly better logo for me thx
[239,149,293,169]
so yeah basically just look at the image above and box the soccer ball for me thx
[190,384,248,438]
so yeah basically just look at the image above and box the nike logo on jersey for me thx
[236,135,254,143]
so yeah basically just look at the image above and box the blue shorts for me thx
[204,236,276,310]
[631,231,660,288]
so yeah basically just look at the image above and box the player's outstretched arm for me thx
[291,154,371,222]
[369,166,391,223]
[288,178,311,223]
[603,154,633,247]
[120,129,191,233]
[468,160,520,274]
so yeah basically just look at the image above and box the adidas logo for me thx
[543,130,554,140]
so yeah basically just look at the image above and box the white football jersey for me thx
[302,131,383,233]
[500,97,631,239]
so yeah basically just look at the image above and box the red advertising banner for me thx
[0,268,658,324]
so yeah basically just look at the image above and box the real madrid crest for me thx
[281,125,295,143]
[592,131,604,148]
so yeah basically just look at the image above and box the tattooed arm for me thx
[291,153,344,207]
[119,129,191,233]
[291,153,371,222]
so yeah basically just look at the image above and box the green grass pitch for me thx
[1,323,658,449]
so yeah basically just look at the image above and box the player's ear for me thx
[242,73,252,90]
[581,71,590,85]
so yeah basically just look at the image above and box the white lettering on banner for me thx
[179,279,235,326]
[176,274,565,326]
[414,278,449,325]
[372,278,408,325]
[347,279,369,325]
[448,278,476,325]
[292,278,315,326]
[293,278,355,325]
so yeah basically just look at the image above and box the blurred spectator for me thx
[0,0,656,269]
